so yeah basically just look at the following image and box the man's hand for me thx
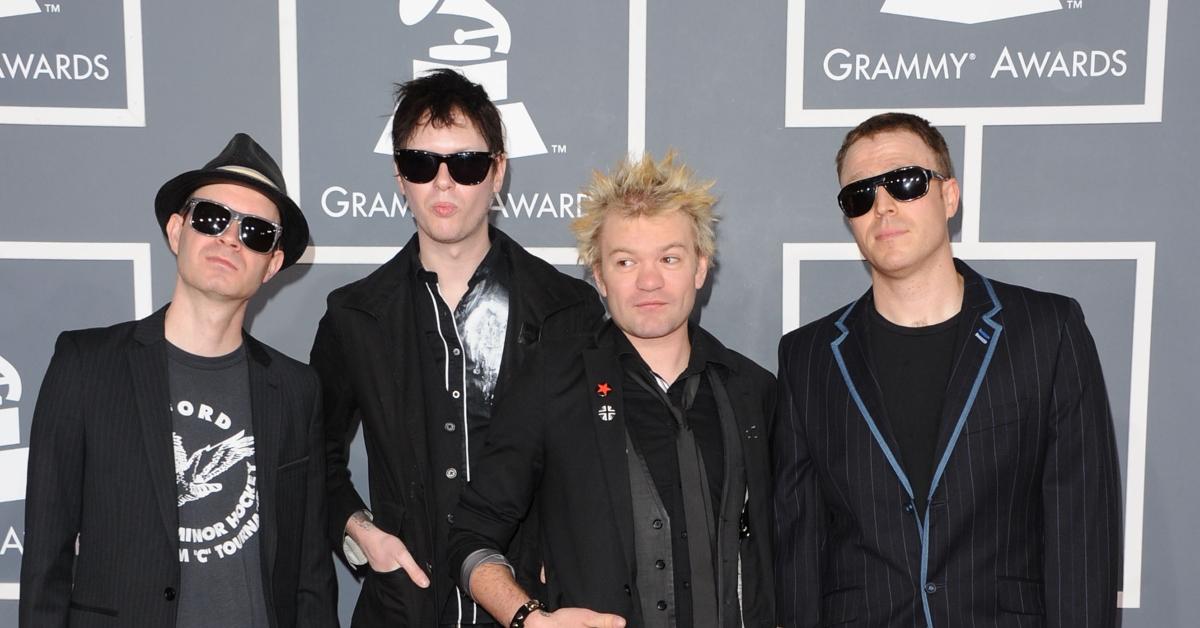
[345,511,430,588]
[525,608,626,628]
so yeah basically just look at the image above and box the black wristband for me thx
[510,599,544,628]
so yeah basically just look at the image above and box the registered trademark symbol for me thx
[969,53,976,61]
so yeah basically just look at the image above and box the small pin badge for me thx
[596,382,612,397]
[974,328,992,345]
[598,404,616,422]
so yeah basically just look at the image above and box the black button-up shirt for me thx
[414,240,510,625]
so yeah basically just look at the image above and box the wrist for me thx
[509,599,545,628]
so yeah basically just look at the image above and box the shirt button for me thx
[446,513,455,524]
[163,587,176,601]
[651,519,663,529]
[682,580,690,589]
[681,530,688,539]
[444,422,456,432]
[657,600,668,611]
[654,559,666,570]
[924,582,938,594]
[445,467,458,479]
[452,390,461,399]
[453,348,461,356]
[623,584,632,595]
[904,502,915,513]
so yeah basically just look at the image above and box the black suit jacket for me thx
[773,260,1122,628]
[19,306,337,628]
[448,325,776,626]
[309,228,604,625]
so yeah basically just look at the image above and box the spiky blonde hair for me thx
[572,150,718,268]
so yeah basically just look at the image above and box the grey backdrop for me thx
[0,1,1194,625]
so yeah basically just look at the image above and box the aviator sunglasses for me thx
[394,149,496,186]
[837,165,948,218]
[184,198,282,254]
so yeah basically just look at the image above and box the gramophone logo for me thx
[880,0,1063,24]
[373,0,548,159]
[0,354,26,505]
[0,0,40,19]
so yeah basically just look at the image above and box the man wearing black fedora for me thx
[20,133,338,628]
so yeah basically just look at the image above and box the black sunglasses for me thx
[393,149,495,186]
[184,198,282,254]
[837,165,948,218]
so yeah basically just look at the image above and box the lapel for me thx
[581,340,636,576]
[245,336,281,582]
[924,261,1003,510]
[129,307,179,546]
[829,260,1005,508]
[829,295,916,499]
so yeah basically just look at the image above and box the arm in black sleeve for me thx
[295,370,340,627]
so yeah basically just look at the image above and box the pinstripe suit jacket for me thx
[19,306,337,628]
[773,260,1121,628]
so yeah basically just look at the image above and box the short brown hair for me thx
[835,112,954,179]
[572,151,717,268]
[391,69,505,162]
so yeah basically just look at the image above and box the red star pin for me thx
[596,382,612,397]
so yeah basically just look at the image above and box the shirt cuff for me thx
[460,548,513,598]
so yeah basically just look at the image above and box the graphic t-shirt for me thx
[167,342,269,628]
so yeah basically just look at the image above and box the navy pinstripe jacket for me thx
[773,260,1121,628]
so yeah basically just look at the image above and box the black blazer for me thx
[448,325,776,626]
[309,228,604,625]
[773,260,1122,627]
[19,306,337,628]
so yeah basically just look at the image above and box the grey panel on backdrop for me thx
[297,1,629,248]
[0,0,128,107]
[801,2,1148,108]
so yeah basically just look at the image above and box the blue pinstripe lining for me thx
[829,278,1003,628]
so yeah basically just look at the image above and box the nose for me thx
[635,263,664,291]
[872,184,899,216]
[217,216,243,249]
[434,162,454,190]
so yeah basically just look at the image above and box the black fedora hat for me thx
[155,133,309,269]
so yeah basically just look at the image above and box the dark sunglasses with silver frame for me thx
[837,165,948,218]
[393,149,496,186]
[183,198,283,255]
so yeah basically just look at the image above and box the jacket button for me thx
[445,467,458,479]
[163,587,176,601]
[623,584,632,595]
[656,600,668,611]
[904,501,915,513]
[444,422,456,432]
[654,559,666,570]
[651,519,663,529]
[924,582,938,594]
[446,513,455,524]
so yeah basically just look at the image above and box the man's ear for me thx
[592,263,608,298]
[166,212,184,255]
[942,177,961,220]
[491,154,507,194]
[694,255,710,290]
[261,250,285,285]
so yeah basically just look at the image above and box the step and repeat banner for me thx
[1,1,1193,625]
